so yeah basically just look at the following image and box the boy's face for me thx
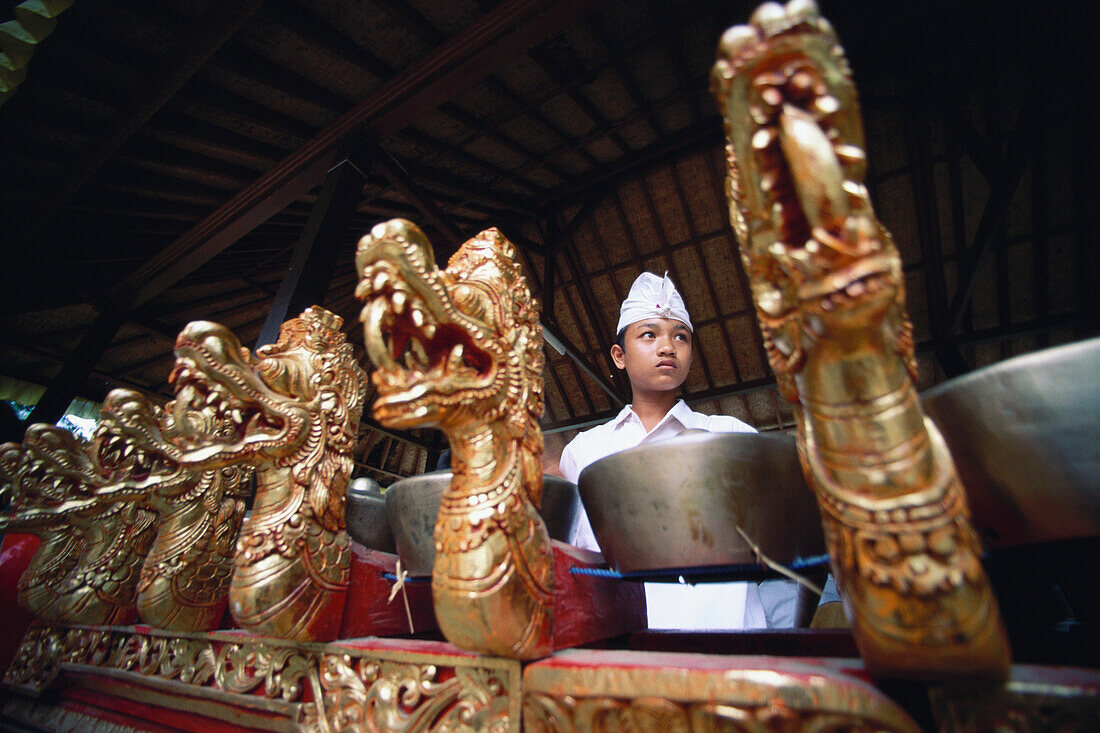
[610,318,693,395]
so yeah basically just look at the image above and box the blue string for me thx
[382,573,430,583]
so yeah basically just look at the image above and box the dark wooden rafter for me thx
[12,0,596,425]
[256,136,371,347]
[946,97,1041,335]
[526,193,627,408]
[544,194,629,403]
[668,161,749,409]
[704,145,773,385]
[106,0,597,312]
[904,86,969,378]
[584,14,663,141]
[0,358,170,407]
[15,0,268,243]
[373,145,466,247]
[24,308,127,425]
[542,320,624,408]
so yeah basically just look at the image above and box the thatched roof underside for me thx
[1,0,1092,482]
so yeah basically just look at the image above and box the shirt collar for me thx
[614,399,692,431]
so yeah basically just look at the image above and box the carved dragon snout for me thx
[357,219,501,431]
[168,322,308,465]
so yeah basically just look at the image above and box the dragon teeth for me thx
[448,344,465,371]
[752,127,777,151]
[373,271,389,291]
[410,339,429,368]
[392,291,407,313]
[410,308,424,328]
[813,95,840,116]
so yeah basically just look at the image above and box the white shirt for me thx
[558,400,767,630]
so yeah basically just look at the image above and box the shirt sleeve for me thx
[558,437,582,484]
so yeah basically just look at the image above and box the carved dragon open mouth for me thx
[357,219,552,659]
[357,220,502,430]
[165,322,307,466]
[712,0,900,329]
[0,426,99,530]
[92,391,183,489]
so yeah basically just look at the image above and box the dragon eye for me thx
[452,282,491,321]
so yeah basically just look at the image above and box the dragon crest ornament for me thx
[357,220,553,659]
[712,0,1010,678]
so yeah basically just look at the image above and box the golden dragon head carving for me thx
[712,0,915,399]
[160,306,367,640]
[0,421,158,625]
[356,220,545,483]
[712,0,1009,679]
[1,425,98,528]
[167,307,366,518]
[357,219,553,659]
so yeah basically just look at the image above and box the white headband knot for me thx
[616,271,692,335]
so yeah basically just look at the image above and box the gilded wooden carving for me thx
[711,0,1009,678]
[1,307,363,640]
[0,424,159,626]
[522,650,922,732]
[357,220,553,659]
[318,654,515,731]
[0,427,94,623]
[167,306,367,641]
[4,625,522,732]
[93,389,253,632]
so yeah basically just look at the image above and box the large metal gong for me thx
[922,337,1100,549]
[384,471,581,576]
[578,431,826,574]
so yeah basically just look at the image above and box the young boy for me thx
[556,271,769,629]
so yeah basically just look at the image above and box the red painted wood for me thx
[60,681,282,733]
[0,533,40,671]
[339,543,437,638]
[551,540,646,650]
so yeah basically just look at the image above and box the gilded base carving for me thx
[3,624,522,732]
[522,650,921,732]
[711,0,1009,679]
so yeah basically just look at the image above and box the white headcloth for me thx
[616,271,692,335]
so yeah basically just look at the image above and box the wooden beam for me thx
[105,0,596,311]
[946,134,1036,334]
[16,0,268,244]
[256,138,370,347]
[542,320,625,408]
[905,86,969,378]
[24,308,127,426]
[373,145,466,247]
